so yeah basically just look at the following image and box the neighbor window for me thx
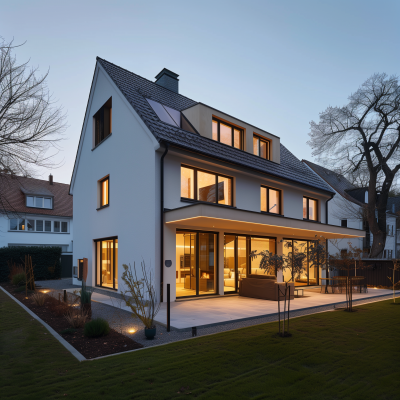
[26,196,52,209]
[341,219,347,228]
[94,97,112,147]
[212,119,243,150]
[261,186,281,214]
[9,218,68,233]
[303,197,318,221]
[181,166,233,206]
[253,135,270,160]
[100,177,109,207]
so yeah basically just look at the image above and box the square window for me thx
[10,219,18,230]
[45,221,52,232]
[261,187,281,214]
[19,219,25,231]
[61,221,68,233]
[35,197,43,208]
[27,220,35,231]
[36,220,43,231]
[44,198,52,208]
[54,221,60,232]
[26,196,34,207]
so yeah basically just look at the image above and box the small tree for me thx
[250,249,284,275]
[329,241,365,312]
[388,259,400,304]
[283,240,307,283]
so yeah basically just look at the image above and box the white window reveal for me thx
[26,196,53,209]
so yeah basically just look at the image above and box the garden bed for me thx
[0,283,143,359]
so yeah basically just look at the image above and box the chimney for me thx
[155,68,179,93]
[49,174,53,185]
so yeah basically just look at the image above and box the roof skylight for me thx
[146,98,181,127]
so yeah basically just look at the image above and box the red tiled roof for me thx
[0,174,72,217]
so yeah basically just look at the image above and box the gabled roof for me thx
[0,174,72,217]
[302,160,364,206]
[75,58,334,194]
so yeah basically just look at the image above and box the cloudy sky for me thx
[1,0,399,183]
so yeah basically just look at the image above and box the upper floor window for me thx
[94,97,112,147]
[181,166,233,206]
[26,196,52,209]
[212,119,243,150]
[341,219,347,228]
[303,197,318,221]
[253,135,270,160]
[261,186,281,214]
[100,177,109,208]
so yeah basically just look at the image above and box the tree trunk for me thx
[369,230,385,258]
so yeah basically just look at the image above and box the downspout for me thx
[325,194,334,224]
[160,142,169,302]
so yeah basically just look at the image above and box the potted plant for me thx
[121,261,160,339]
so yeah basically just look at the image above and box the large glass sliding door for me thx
[176,230,217,298]
[95,237,118,290]
[223,235,275,293]
[282,239,319,286]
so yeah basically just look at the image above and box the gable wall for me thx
[72,67,160,291]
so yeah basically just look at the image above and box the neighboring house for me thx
[303,160,400,259]
[0,174,73,276]
[70,58,364,301]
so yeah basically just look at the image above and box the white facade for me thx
[71,60,364,302]
[0,213,73,252]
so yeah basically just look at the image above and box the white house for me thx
[303,160,399,259]
[70,58,364,301]
[0,174,73,276]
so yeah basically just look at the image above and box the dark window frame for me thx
[261,185,282,215]
[341,219,347,228]
[94,236,118,291]
[94,97,112,148]
[253,134,271,160]
[181,165,233,207]
[303,196,319,222]
[99,176,110,209]
[212,118,244,150]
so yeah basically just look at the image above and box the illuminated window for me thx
[261,186,281,214]
[94,97,112,147]
[100,177,109,208]
[95,237,118,290]
[181,165,232,206]
[253,135,270,160]
[303,197,318,221]
[212,118,243,150]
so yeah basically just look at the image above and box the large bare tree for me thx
[308,73,400,258]
[0,38,66,212]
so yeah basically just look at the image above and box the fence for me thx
[335,259,399,288]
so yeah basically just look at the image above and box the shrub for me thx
[64,309,88,328]
[84,318,110,338]
[46,295,71,317]
[0,246,62,282]
[31,292,47,306]
[12,272,26,286]
[8,261,24,281]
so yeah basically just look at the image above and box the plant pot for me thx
[144,326,156,340]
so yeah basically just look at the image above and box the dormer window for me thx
[253,135,270,160]
[212,118,243,150]
[26,196,53,209]
[94,97,112,147]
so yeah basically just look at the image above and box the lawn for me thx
[1,290,399,400]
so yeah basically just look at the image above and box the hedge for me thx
[0,246,62,282]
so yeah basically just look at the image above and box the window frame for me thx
[93,97,112,148]
[303,196,319,222]
[253,134,271,160]
[212,118,244,150]
[94,236,118,291]
[181,165,234,207]
[26,195,53,209]
[260,185,282,215]
[99,176,110,209]
[8,218,69,233]
[341,219,348,228]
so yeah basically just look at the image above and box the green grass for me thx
[1,290,399,400]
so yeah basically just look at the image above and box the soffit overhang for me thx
[165,204,365,240]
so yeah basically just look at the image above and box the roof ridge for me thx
[96,57,197,104]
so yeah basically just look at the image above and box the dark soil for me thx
[1,283,143,359]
